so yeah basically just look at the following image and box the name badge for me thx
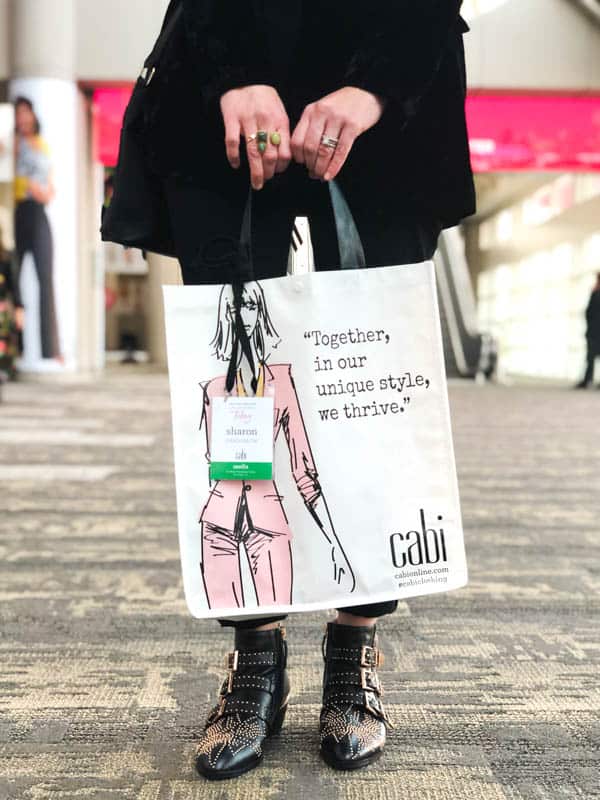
[210,396,274,481]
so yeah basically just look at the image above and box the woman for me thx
[198,282,355,611]
[13,96,62,363]
[143,0,476,779]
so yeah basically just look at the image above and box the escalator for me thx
[570,0,600,22]
[433,227,486,378]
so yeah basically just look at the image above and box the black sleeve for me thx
[181,0,276,111]
[342,1,465,124]
[587,292,600,326]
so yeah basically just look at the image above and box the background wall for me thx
[474,176,600,381]
[75,0,169,83]
[464,0,600,89]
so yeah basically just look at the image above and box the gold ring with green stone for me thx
[256,130,268,154]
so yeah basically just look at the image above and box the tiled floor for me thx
[1,367,599,799]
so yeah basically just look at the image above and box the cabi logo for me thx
[389,509,448,568]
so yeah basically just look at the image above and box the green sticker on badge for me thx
[210,461,273,481]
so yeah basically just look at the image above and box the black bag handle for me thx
[225,179,366,393]
[235,178,366,285]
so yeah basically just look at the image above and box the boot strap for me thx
[320,632,384,668]
[223,674,273,692]
[206,682,277,726]
[221,648,275,692]
[325,644,384,667]
[206,649,281,724]
[324,667,383,695]
[224,650,278,669]
[323,687,396,731]
[212,696,272,722]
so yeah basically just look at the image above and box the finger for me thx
[223,113,241,169]
[323,124,357,182]
[290,111,311,164]
[303,113,327,174]
[275,119,292,174]
[242,117,264,190]
[259,121,279,183]
[312,123,342,180]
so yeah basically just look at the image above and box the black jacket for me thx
[586,289,600,347]
[143,0,476,227]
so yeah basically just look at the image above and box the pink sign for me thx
[93,86,133,168]
[466,92,600,172]
[93,87,600,173]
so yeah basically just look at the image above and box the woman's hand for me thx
[28,180,46,203]
[28,179,54,205]
[291,87,386,181]
[330,544,357,593]
[220,85,292,190]
[308,495,357,593]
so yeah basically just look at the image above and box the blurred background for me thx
[0,0,599,385]
[0,0,600,382]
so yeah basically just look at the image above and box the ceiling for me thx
[569,0,600,23]
[462,0,600,25]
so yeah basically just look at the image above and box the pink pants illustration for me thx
[200,480,293,608]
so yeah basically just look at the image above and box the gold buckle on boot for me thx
[224,649,239,693]
[205,649,239,725]
[206,688,227,725]
[360,667,382,694]
[360,645,384,668]
[363,689,396,730]
[225,650,239,671]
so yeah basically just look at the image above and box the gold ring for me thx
[247,131,269,153]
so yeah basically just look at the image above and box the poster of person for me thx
[163,264,469,621]
[13,96,62,364]
[9,79,78,371]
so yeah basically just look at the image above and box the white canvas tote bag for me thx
[163,182,468,620]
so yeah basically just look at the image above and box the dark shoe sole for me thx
[195,702,288,781]
[320,745,383,771]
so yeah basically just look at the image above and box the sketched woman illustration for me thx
[198,281,355,610]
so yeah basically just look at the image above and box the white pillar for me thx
[146,254,182,368]
[9,0,80,372]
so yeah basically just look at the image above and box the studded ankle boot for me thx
[319,621,395,770]
[195,623,290,780]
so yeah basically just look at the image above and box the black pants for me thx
[162,164,442,629]
[15,200,60,360]
[582,339,599,385]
